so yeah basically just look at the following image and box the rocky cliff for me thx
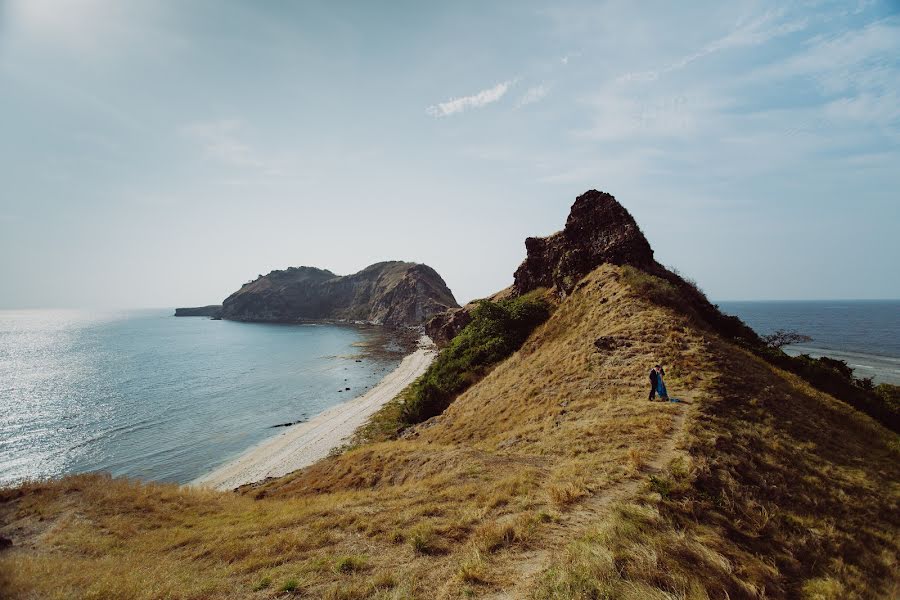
[218,261,458,327]
[512,189,657,296]
[427,190,659,345]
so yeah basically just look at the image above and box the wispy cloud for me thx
[745,16,900,130]
[618,10,808,83]
[750,16,899,88]
[182,119,283,174]
[517,83,550,107]
[426,80,515,117]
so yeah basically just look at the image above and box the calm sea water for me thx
[0,310,401,487]
[718,300,900,385]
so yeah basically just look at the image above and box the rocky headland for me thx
[177,261,458,328]
[173,305,222,317]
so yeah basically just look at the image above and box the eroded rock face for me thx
[219,261,458,327]
[425,306,473,347]
[513,190,655,296]
[426,190,658,346]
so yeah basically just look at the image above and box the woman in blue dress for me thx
[656,365,669,401]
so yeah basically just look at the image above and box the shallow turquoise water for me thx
[0,310,401,487]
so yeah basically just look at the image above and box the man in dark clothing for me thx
[648,367,659,401]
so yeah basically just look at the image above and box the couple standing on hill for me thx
[648,365,669,401]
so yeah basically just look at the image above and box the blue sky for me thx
[1,0,898,308]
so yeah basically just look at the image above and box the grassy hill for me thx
[2,190,897,599]
[2,262,897,599]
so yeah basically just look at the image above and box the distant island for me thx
[175,260,458,328]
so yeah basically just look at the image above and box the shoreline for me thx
[192,335,436,491]
[784,344,900,386]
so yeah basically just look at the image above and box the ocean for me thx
[718,300,900,385]
[0,310,402,488]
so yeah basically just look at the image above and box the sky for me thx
[1,0,898,308]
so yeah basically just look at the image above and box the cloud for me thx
[517,83,550,107]
[618,9,808,83]
[744,16,900,129]
[824,92,900,125]
[750,16,900,89]
[182,119,284,174]
[426,80,514,117]
[560,52,581,65]
[575,88,725,142]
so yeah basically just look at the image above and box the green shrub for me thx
[399,291,550,426]
[875,383,900,417]
[621,265,761,345]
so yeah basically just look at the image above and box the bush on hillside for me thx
[761,329,813,349]
[874,383,900,417]
[757,347,900,432]
[399,291,550,426]
[620,266,762,345]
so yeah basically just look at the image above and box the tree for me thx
[761,329,812,349]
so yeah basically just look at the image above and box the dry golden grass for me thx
[1,264,897,599]
[532,273,900,599]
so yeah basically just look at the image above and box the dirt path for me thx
[482,398,691,599]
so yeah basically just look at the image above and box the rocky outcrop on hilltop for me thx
[427,189,759,347]
[427,190,658,345]
[218,261,458,328]
[513,190,656,296]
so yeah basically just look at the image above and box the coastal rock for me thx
[513,190,655,296]
[425,306,473,347]
[218,262,458,328]
[174,305,223,317]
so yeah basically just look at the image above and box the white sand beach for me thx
[192,335,436,491]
